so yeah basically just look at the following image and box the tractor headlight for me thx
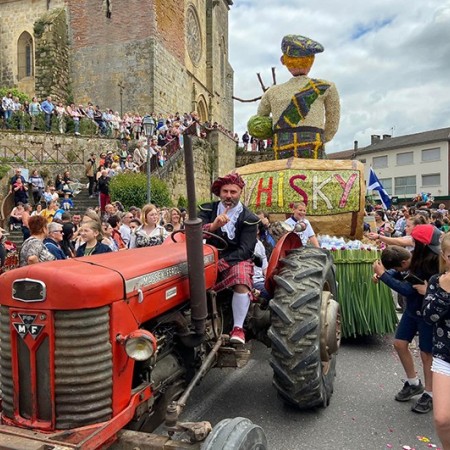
[117,330,157,361]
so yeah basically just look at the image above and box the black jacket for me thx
[76,242,112,257]
[198,202,259,266]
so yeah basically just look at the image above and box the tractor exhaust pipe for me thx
[183,124,207,338]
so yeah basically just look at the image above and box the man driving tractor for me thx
[198,173,260,345]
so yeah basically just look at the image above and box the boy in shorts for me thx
[373,245,433,413]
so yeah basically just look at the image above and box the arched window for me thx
[17,31,34,80]
[197,95,208,123]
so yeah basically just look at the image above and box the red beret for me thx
[211,173,245,196]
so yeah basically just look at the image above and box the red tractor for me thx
[0,129,340,450]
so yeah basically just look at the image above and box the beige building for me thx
[0,0,234,129]
[329,128,450,203]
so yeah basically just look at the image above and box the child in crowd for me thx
[373,224,441,414]
[76,220,112,257]
[423,234,450,449]
[61,193,73,210]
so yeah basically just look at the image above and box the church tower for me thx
[0,0,234,130]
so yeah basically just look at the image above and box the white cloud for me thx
[229,0,450,153]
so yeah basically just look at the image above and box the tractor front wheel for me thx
[268,247,340,408]
[202,417,267,450]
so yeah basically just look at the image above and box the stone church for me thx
[0,0,234,129]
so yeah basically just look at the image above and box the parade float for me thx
[237,34,397,338]
[238,159,398,338]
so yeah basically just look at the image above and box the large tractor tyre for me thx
[202,417,268,450]
[268,247,340,409]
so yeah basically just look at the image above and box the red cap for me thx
[211,173,245,197]
[411,224,442,254]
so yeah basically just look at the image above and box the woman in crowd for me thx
[31,203,43,216]
[101,221,119,251]
[166,207,184,233]
[130,204,168,248]
[12,177,28,205]
[19,215,55,266]
[28,96,41,130]
[9,203,24,231]
[374,209,393,235]
[107,215,126,250]
[28,169,45,206]
[54,174,64,193]
[368,215,427,251]
[423,233,450,449]
[76,220,112,256]
[55,101,66,134]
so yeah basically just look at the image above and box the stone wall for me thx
[0,0,234,133]
[162,137,214,204]
[0,0,65,94]
[208,129,236,179]
[0,129,236,208]
[0,131,118,185]
[236,150,275,168]
[34,8,70,102]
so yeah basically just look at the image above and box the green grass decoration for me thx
[332,249,398,338]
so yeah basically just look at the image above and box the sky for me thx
[228,0,450,153]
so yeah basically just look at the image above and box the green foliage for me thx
[0,87,31,104]
[109,173,173,209]
[34,19,47,37]
[39,166,50,181]
[177,195,188,209]
[0,163,11,181]
[66,149,78,164]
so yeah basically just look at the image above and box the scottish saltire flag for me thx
[368,167,391,209]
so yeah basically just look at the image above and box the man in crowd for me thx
[198,173,260,344]
[120,211,134,247]
[44,222,66,260]
[85,152,97,198]
[98,171,111,214]
[40,96,55,133]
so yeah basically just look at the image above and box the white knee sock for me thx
[232,292,251,328]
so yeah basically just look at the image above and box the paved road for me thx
[178,335,441,450]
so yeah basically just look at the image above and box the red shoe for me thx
[230,326,245,344]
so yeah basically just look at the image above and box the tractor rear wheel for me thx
[202,417,267,450]
[268,247,340,409]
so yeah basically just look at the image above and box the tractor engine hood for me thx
[0,243,218,312]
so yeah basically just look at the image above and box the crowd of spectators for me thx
[1,91,238,143]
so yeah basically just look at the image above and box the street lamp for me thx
[142,114,155,203]
[118,82,125,117]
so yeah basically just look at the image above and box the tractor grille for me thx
[54,307,113,429]
[0,306,14,418]
[0,306,113,429]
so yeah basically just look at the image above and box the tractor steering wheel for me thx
[170,229,228,251]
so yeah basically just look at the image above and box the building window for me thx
[422,147,441,162]
[422,173,441,187]
[197,95,208,123]
[394,176,416,196]
[17,31,34,80]
[396,151,413,166]
[372,155,388,169]
[379,178,392,195]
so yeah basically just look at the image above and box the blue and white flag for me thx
[368,167,391,209]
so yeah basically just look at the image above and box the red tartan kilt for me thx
[213,259,254,292]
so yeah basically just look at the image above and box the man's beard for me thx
[221,197,239,208]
